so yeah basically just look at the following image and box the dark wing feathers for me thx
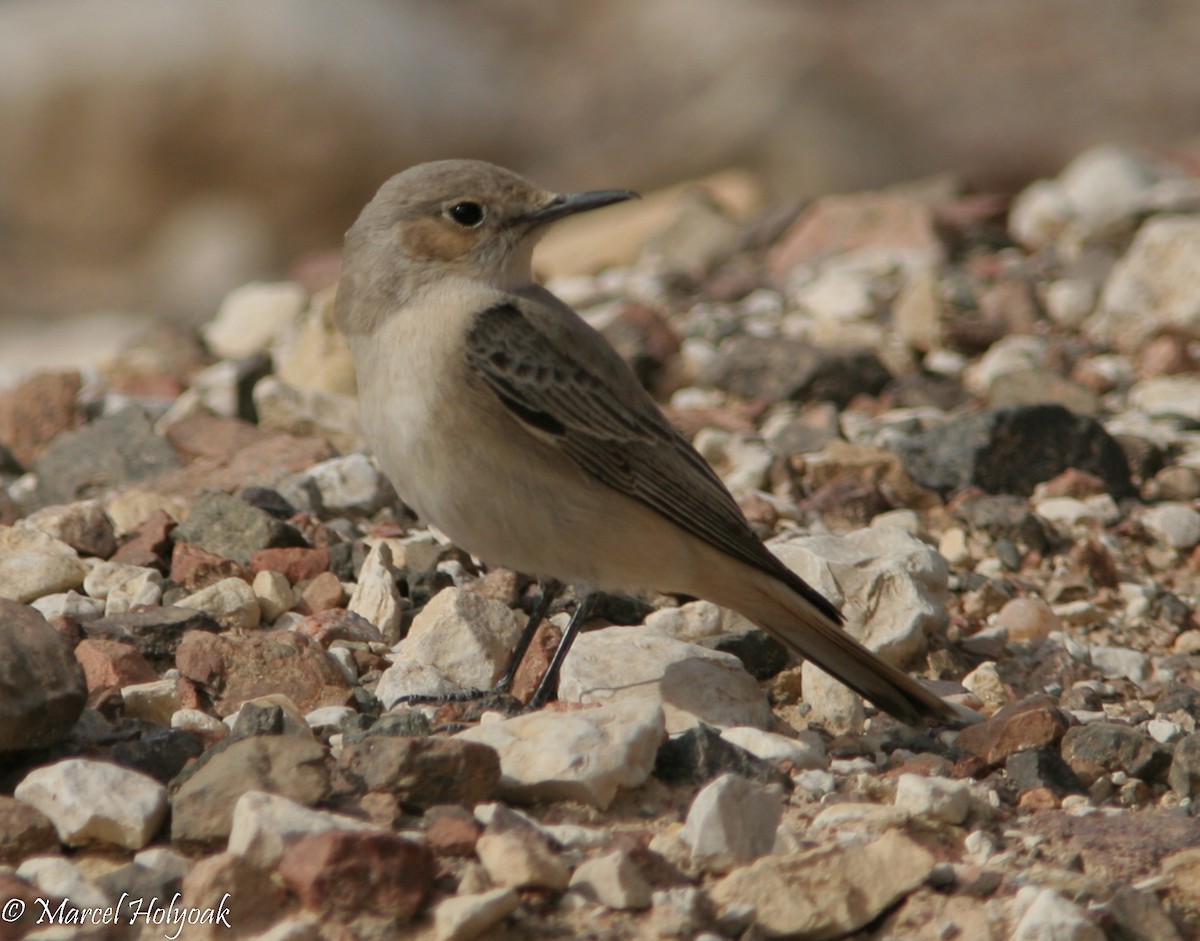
[465,302,843,625]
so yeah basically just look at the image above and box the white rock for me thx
[1089,645,1152,686]
[710,829,935,939]
[304,705,355,733]
[768,527,948,665]
[569,849,652,910]
[938,526,971,566]
[963,334,1047,398]
[16,855,111,910]
[1058,145,1158,237]
[719,726,829,769]
[348,541,403,640]
[643,599,725,642]
[649,887,711,940]
[1143,502,1200,550]
[30,589,104,622]
[227,790,375,867]
[475,813,571,890]
[14,758,167,849]
[172,708,228,736]
[693,428,773,494]
[1043,278,1097,329]
[388,586,523,692]
[961,661,1009,711]
[1011,887,1105,941]
[679,773,784,872]
[0,526,88,603]
[801,660,865,735]
[252,568,296,623]
[176,576,261,630]
[300,452,386,515]
[375,659,464,707]
[133,846,193,882]
[104,567,164,615]
[16,499,116,558]
[893,773,972,824]
[1009,179,1073,250]
[203,281,307,359]
[1148,717,1184,744]
[558,624,771,733]
[869,508,922,535]
[454,699,664,809]
[1129,376,1200,423]
[122,678,181,725]
[434,888,520,941]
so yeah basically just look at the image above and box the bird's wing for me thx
[464,297,842,624]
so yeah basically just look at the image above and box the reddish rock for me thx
[0,796,59,865]
[181,851,290,940]
[0,369,82,468]
[175,629,349,717]
[110,508,176,571]
[510,619,563,705]
[147,433,334,501]
[955,695,1072,767]
[278,829,435,922]
[423,804,482,857]
[298,571,345,614]
[250,546,330,584]
[767,192,944,277]
[163,412,271,464]
[295,609,382,647]
[74,638,158,691]
[170,542,246,590]
[1018,787,1060,813]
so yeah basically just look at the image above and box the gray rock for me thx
[83,605,220,661]
[0,599,86,751]
[33,407,180,507]
[16,499,116,558]
[893,403,1135,499]
[558,624,772,733]
[14,758,167,849]
[679,773,784,872]
[1011,886,1105,941]
[1168,732,1200,799]
[455,699,663,809]
[1143,502,1200,550]
[172,489,305,566]
[170,735,331,850]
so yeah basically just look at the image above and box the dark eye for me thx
[447,201,485,227]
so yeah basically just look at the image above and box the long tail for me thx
[714,563,973,726]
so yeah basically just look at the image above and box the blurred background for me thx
[1,0,1199,370]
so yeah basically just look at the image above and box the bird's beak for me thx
[521,188,639,227]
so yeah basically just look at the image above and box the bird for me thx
[333,158,965,726]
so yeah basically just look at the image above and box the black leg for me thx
[493,578,562,694]
[528,591,599,709]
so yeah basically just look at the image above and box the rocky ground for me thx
[1,143,1200,940]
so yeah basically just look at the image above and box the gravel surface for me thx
[1,143,1199,940]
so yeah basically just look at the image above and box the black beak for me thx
[522,188,639,226]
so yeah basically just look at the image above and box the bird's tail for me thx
[718,565,973,726]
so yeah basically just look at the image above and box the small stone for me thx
[1143,502,1200,550]
[893,773,971,824]
[455,699,664,809]
[961,661,1009,711]
[14,758,167,849]
[347,541,402,640]
[0,599,86,751]
[30,589,104,623]
[1102,886,1184,941]
[0,526,88,603]
[680,773,784,872]
[180,850,293,940]
[475,805,571,890]
[424,804,482,857]
[202,281,307,359]
[176,575,262,630]
[0,369,82,467]
[170,735,330,850]
[338,736,501,809]
[801,660,866,734]
[250,546,331,584]
[298,570,345,613]
[378,587,525,704]
[569,849,652,910]
[169,541,245,590]
[1011,886,1105,941]
[109,506,177,569]
[294,452,386,515]
[1006,748,1085,797]
[558,624,771,733]
[956,696,1071,767]
[121,678,181,725]
[252,376,363,455]
[172,490,305,567]
[433,887,520,941]
[1061,723,1172,786]
[711,829,934,939]
[33,406,180,507]
[252,568,296,622]
[17,499,116,558]
[1089,645,1152,686]
[1168,732,1200,799]
[994,596,1062,643]
[84,605,220,661]
[0,796,60,865]
[654,724,791,789]
[227,790,375,867]
[718,726,828,770]
[104,567,164,616]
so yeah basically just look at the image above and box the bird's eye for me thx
[447,201,485,227]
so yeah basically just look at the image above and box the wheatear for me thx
[334,159,963,725]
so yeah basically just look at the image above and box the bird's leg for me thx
[393,577,561,705]
[527,590,600,710]
[493,577,562,694]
